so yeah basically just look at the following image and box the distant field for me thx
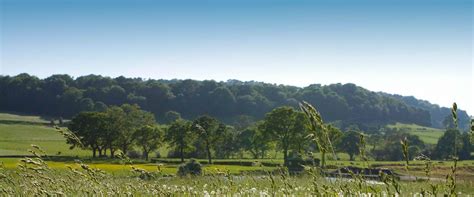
[386,122,444,144]
[0,123,90,156]
[0,112,49,123]
[0,112,87,156]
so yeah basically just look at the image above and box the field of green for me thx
[0,112,50,123]
[0,112,473,195]
[0,123,90,156]
[1,156,474,195]
[386,122,445,144]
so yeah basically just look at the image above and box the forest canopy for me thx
[0,73,470,131]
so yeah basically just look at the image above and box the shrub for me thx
[286,153,305,174]
[127,150,141,159]
[177,159,202,176]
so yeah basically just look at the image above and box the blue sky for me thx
[1,0,472,114]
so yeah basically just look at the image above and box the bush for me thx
[177,159,202,176]
[127,150,141,159]
[286,153,305,174]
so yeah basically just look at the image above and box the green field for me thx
[0,123,90,156]
[0,112,50,123]
[386,122,445,144]
[0,112,473,195]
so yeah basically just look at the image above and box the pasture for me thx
[0,112,473,195]
[386,122,445,144]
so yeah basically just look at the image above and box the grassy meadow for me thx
[0,112,473,195]
[386,122,445,145]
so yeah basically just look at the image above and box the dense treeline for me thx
[66,104,472,164]
[1,73,463,130]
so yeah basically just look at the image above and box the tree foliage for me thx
[338,130,360,161]
[133,125,164,161]
[1,73,461,130]
[262,106,310,165]
[165,119,194,162]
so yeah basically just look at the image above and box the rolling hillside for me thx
[0,113,88,156]
[386,122,444,145]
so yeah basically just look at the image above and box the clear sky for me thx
[1,0,472,114]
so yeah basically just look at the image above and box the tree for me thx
[133,125,164,161]
[192,115,222,164]
[238,121,272,159]
[262,106,309,166]
[117,104,156,155]
[79,98,95,111]
[209,86,236,116]
[166,119,194,162]
[164,111,181,123]
[68,112,108,157]
[367,133,383,152]
[338,130,360,161]
[214,125,239,159]
[316,125,342,164]
[459,132,472,160]
[373,133,425,161]
[94,101,107,112]
[103,106,127,157]
[434,129,463,160]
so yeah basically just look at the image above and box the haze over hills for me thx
[0,73,470,131]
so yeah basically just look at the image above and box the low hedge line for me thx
[151,159,283,167]
[151,158,321,167]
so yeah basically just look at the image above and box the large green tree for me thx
[434,129,464,160]
[117,104,156,154]
[214,125,239,159]
[165,119,194,162]
[262,106,309,165]
[238,121,273,159]
[338,130,360,161]
[133,125,164,161]
[192,115,222,164]
[68,112,108,157]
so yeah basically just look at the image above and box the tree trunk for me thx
[180,146,184,163]
[143,150,149,161]
[349,153,354,161]
[110,148,115,158]
[321,151,326,169]
[92,147,97,158]
[122,144,128,155]
[206,142,212,164]
[283,147,289,166]
[252,153,258,159]
[250,150,258,159]
[98,148,103,157]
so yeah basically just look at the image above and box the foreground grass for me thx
[1,159,473,196]
[1,156,473,195]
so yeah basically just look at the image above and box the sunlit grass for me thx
[386,122,444,144]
